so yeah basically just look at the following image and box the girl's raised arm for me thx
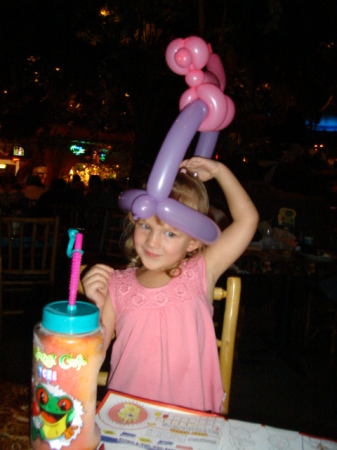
[180,157,259,298]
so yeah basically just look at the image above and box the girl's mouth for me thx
[144,250,160,258]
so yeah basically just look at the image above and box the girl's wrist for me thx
[212,162,227,180]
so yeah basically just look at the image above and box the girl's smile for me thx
[144,250,161,258]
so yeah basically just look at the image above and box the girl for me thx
[82,156,259,413]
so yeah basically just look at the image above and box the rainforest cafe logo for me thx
[33,347,87,371]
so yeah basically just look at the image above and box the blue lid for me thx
[42,301,99,334]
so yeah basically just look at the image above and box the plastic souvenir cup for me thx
[31,301,105,450]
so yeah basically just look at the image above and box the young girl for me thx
[82,156,259,413]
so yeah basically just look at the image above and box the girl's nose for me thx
[146,231,160,247]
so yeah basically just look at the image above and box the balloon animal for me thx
[119,36,235,245]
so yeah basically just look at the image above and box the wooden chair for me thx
[93,276,242,416]
[213,277,241,415]
[0,216,60,337]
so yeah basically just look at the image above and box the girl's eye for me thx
[165,231,176,238]
[140,223,150,230]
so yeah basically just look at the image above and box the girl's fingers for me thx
[94,264,114,273]
[83,266,113,284]
[88,264,114,278]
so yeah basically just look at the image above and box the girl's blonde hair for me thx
[122,170,209,274]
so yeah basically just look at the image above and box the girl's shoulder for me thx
[176,255,207,291]
[180,254,205,276]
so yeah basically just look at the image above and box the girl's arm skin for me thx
[180,157,259,303]
[82,264,116,350]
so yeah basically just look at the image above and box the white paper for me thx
[95,391,337,450]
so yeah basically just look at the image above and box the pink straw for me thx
[68,232,83,307]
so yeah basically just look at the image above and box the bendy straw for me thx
[67,228,84,309]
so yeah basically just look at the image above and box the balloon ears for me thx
[119,101,221,245]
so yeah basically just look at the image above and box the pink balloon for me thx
[195,84,228,132]
[185,70,205,87]
[165,35,235,133]
[179,88,198,111]
[174,48,192,68]
[216,95,235,130]
[203,71,220,88]
[165,38,187,75]
[184,36,210,69]
[207,53,226,91]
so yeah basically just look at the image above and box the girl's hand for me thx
[180,157,221,183]
[82,264,114,311]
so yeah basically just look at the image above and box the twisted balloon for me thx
[119,36,235,245]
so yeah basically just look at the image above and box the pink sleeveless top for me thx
[108,255,224,413]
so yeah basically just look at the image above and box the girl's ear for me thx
[187,239,201,253]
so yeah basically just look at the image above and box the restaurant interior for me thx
[0,137,337,447]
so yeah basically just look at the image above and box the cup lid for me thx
[42,301,99,334]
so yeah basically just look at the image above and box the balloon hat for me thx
[119,36,235,245]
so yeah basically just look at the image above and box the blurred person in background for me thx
[0,173,26,214]
[69,174,85,205]
[24,175,47,202]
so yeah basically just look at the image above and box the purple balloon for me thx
[194,131,219,158]
[157,198,220,245]
[132,194,157,219]
[118,99,222,244]
[147,99,208,202]
[119,189,145,212]
[117,36,237,245]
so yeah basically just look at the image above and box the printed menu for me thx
[95,391,337,450]
[95,390,226,449]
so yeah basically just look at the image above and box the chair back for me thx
[0,216,59,284]
[213,277,241,415]
[0,215,60,336]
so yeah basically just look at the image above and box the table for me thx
[226,246,337,357]
[95,390,337,449]
[234,246,337,278]
[1,380,336,449]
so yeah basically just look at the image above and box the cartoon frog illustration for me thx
[32,384,77,441]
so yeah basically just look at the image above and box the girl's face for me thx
[133,215,199,272]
